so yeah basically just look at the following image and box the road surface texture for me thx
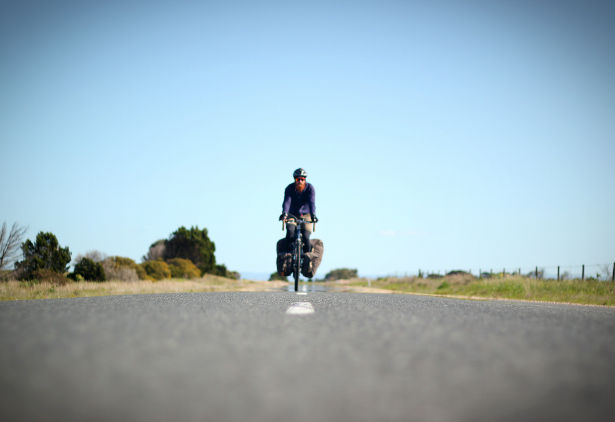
[1,292,614,422]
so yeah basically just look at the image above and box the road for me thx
[1,292,614,422]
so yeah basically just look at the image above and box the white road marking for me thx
[297,292,307,296]
[285,302,315,315]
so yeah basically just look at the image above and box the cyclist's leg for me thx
[285,219,297,252]
[301,214,314,253]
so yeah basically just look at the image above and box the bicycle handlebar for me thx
[281,213,317,232]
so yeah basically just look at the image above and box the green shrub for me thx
[72,257,105,282]
[136,264,150,281]
[167,258,201,279]
[15,232,71,280]
[141,260,171,281]
[437,281,450,290]
[324,268,358,281]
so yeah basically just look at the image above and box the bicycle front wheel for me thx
[294,241,301,291]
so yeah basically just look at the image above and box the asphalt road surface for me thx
[1,292,614,422]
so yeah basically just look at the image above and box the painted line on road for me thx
[286,302,315,315]
[296,292,307,295]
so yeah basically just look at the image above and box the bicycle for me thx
[282,213,317,292]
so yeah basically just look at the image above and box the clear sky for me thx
[1,0,614,279]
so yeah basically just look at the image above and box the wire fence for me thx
[417,262,615,281]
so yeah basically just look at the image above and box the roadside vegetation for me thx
[0,276,285,301]
[346,271,615,306]
[0,222,251,300]
[0,224,239,283]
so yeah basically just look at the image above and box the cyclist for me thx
[279,168,318,253]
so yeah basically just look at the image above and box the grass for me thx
[4,273,614,306]
[0,275,286,301]
[346,274,615,306]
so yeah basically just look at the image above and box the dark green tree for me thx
[72,257,105,281]
[16,232,71,280]
[163,226,216,275]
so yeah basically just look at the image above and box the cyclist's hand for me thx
[311,215,318,223]
[279,213,287,221]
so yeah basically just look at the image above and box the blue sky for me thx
[1,0,614,279]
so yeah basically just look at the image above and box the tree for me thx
[74,250,106,263]
[143,240,165,261]
[72,257,105,281]
[0,222,27,270]
[163,226,216,275]
[15,232,71,280]
[324,268,358,281]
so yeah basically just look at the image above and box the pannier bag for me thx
[276,239,292,276]
[301,239,324,278]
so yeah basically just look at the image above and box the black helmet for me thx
[293,168,307,178]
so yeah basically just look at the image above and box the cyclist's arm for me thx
[308,184,316,217]
[282,185,292,215]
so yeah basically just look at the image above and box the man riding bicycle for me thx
[279,168,318,253]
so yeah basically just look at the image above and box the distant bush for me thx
[30,269,71,285]
[103,256,140,281]
[15,232,71,281]
[141,260,171,281]
[446,270,470,276]
[324,268,358,281]
[269,272,287,281]
[427,273,444,279]
[72,257,105,282]
[211,264,240,279]
[167,258,201,279]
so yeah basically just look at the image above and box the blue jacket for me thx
[282,182,316,217]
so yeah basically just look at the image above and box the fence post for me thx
[535,266,538,279]
[582,264,585,281]
[557,266,560,281]
[612,262,614,282]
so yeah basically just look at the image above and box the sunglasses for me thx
[295,177,306,181]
